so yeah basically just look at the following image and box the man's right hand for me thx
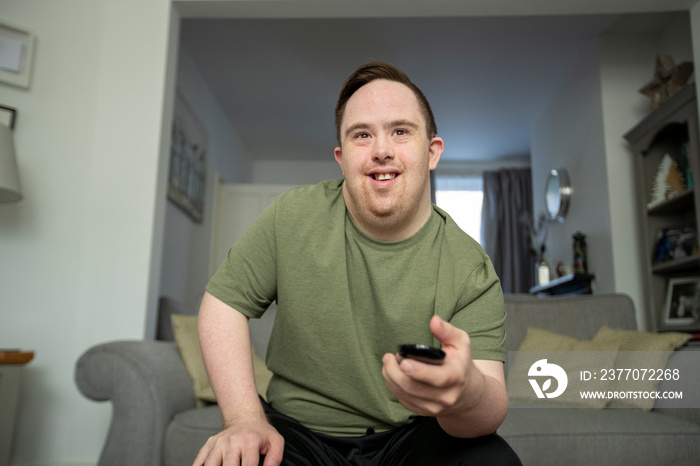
[192,417,284,466]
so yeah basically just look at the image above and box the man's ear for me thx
[428,137,444,171]
[334,147,345,175]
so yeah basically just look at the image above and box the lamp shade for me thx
[0,124,22,203]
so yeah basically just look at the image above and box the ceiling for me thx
[178,11,688,164]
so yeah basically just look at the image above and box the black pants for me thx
[261,400,522,466]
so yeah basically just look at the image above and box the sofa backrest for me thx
[504,293,638,353]
[158,293,638,359]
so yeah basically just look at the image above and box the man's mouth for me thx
[372,173,398,181]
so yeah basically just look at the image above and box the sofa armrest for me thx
[75,340,196,466]
[653,346,700,425]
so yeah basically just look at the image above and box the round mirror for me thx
[544,168,571,223]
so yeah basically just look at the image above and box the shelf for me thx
[652,255,700,274]
[0,351,34,365]
[647,189,695,215]
[529,273,595,296]
[625,81,699,332]
[624,84,696,143]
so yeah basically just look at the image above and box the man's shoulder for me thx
[272,180,346,233]
[432,205,485,258]
[431,204,496,288]
[276,179,344,208]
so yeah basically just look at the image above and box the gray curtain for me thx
[481,168,534,294]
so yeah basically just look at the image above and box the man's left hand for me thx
[382,315,483,418]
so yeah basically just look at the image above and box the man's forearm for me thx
[198,292,266,425]
[437,364,509,438]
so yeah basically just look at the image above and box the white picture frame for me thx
[662,276,700,331]
[0,19,35,89]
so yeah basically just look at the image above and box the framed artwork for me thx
[168,91,207,223]
[662,277,700,331]
[0,19,35,89]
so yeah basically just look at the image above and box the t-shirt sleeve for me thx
[449,252,506,362]
[205,200,278,319]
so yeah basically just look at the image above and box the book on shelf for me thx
[652,223,698,264]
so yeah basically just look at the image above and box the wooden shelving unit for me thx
[624,83,700,332]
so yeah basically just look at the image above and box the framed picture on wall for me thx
[168,91,207,223]
[662,277,700,331]
[0,19,35,89]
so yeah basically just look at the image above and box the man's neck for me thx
[344,197,434,242]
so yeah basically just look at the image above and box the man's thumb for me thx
[430,315,454,344]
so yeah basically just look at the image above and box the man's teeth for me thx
[374,173,396,181]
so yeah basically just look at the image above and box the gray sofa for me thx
[75,294,700,465]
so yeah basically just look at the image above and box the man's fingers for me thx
[192,445,208,466]
[385,350,452,390]
[194,437,221,466]
[384,354,440,398]
[239,437,261,466]
[384,359,461,416]
[224,452,243,466]
[201,446,224,466]
[193,423,284,466]
[261,435,285,466]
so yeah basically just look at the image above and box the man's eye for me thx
[354,133,370,139]
[394,129,408,136]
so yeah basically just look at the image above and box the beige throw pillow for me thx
[171,314,273,406]
[508,327,621,409]
[592,325,691,410]
[171,314,217,406]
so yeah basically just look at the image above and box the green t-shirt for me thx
[206,180,505,436]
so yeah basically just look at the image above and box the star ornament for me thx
[639,55,694,111]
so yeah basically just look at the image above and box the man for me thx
[194,62,520,466]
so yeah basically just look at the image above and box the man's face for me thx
[334,79,443,240]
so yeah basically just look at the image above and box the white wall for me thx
[157,47,250,321]
[598,34,668,329]
[531,51,614,294]
[0,0,173,464]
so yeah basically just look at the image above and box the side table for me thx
[0,351,34,466]
[529,273,596,296]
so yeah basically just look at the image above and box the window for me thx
[434,174,483,245]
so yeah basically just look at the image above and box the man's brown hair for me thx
[334,62,438,144]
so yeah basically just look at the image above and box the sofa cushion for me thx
[500,405,700,465]
[164,406,223,466]
[507,327,620,408]
[167,404,700,466]
[593,325,691,410]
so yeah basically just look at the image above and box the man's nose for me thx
[373,135,394,161]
